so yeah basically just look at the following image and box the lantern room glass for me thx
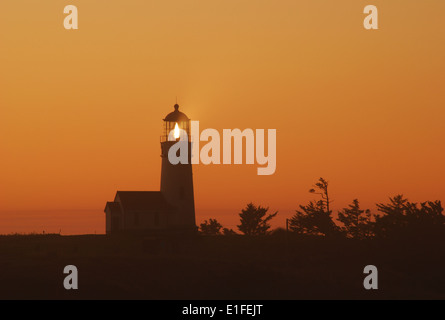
[162,120,191,142]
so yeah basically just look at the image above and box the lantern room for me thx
[161,104,191,142]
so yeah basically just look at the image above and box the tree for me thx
[289,200,339,236]
[374,195,445,238]
[308,177,332,213]
[373,194,407,238]
[222,228,237,236]
[199,219,223,235]
[288,177,339,236]
[237,203,277,235]
[337,199,373,239]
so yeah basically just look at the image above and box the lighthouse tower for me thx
[160,104,196,232]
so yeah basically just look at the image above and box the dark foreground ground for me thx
[0,233,443,299]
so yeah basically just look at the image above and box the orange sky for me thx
[1,0,444,234]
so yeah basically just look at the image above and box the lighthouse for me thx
[104,103,197,234]
[160,104,196,231]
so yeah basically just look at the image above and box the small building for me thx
[104,104,196,234]
[104,191,176,233]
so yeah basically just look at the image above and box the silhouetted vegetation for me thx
[237,203,278,235]
[202,178,445,240]
[337,199,373,239]
[373,195,445,239]
[284,178,445,240]
[288,178,339,236]
[199,219,238,235]
[222,228,237,236]
[199,219,223,235]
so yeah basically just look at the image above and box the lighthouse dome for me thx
[164,104,190,122]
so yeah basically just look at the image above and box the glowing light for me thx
[174,123,180,139]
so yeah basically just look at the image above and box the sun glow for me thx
[174,123,180,139]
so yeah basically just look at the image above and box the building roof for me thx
[104,201,122,213]
[163,104,190,122]
[114,191,175,211]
